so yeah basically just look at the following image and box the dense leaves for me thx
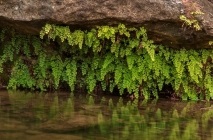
[1,24,213,100]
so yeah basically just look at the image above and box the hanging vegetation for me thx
[0,24,213,100]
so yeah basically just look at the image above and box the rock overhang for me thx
[0,0,212,48]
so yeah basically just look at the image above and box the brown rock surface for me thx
[0,0,212,48]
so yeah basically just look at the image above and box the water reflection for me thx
[0,91,213,140]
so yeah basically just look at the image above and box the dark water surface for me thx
[0,91,213,140]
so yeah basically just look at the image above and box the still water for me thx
[0,90,213,140]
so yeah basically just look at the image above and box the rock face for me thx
[0,0,212,48]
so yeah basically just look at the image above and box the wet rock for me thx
[0,0,212,48]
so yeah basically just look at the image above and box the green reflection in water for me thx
[84,99,213,140]
[0,91,213,140]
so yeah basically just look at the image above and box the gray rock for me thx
[0,0,212,48]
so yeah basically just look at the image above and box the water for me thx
[0,91,213,140]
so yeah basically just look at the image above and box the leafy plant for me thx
[179,15,201,31]
[1,23,213,100]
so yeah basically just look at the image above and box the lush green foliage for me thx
[1,24,213,100]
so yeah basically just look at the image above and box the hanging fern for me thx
[1,23,213,100]
[8,59,35,89]
[114,62,123,84]
[65,59,77,91]
[50,55,64,89]
[86,70,96,93]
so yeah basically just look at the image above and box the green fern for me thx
[114,62,123,84]
[97,25,116,42]
[102,53,114,69]
[32,37,42,55]
[117,24,130,37]
[40,24,52,39]
[8,59,35,89]
[65,59,77,91]
[69,30,84,49]
[1,23,213,100]
[126,55,136,70]
[187,54,202,83]
[50,55,63,89]
[86,70,96,93]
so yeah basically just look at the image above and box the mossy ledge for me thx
[1,24,213,100]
